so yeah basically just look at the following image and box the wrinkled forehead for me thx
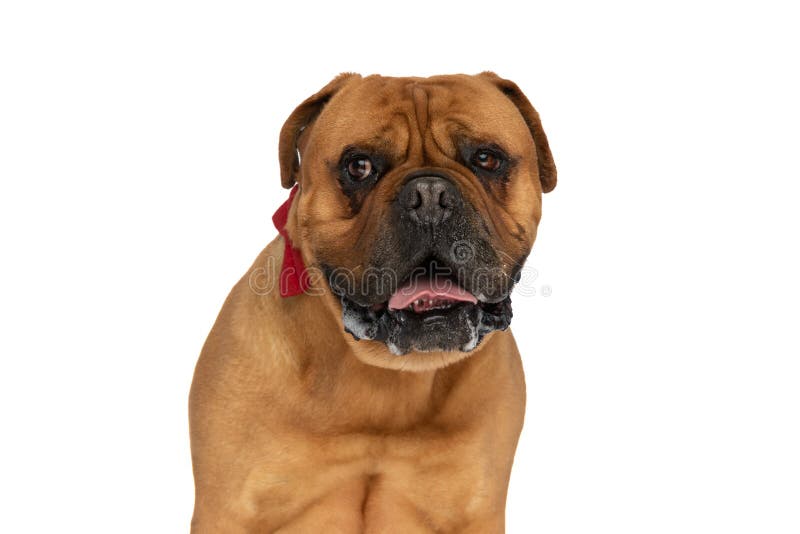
[310,75,533,158]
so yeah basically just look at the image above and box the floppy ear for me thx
[278,73,360,189]
[478,72,557,193]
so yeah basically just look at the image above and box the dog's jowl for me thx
[189,72,556,533]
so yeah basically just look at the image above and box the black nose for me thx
[398,176,461,226]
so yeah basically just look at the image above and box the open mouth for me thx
[387,275,478,314]
[333,262,513,355]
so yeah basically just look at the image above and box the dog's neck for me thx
[280,290,465,431]
[242,237,489,433]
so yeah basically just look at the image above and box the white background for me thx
[1,1,798,532]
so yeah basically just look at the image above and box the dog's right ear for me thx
[278,73,360,189]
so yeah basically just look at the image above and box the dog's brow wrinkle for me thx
[411,84,429,141]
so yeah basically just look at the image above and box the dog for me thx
[189,72,556,533]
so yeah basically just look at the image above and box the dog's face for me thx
[280,73,556,369]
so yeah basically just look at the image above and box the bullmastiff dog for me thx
[190,72,557,533]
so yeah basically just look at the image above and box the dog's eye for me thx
[472,150,501,171]
[346,157,374,181]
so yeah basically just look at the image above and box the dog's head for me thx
[279,73,555,369]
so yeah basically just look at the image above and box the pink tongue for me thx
[388,277,477,310]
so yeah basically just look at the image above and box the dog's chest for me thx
[244,430,502,532]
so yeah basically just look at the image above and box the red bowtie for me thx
[271,185,309,297]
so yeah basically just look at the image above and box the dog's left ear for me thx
[478,72,557,193]
[278,73,361,189]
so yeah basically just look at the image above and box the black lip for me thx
[422,313,448,324]
[337,291,513,355]
[325,256,515,354]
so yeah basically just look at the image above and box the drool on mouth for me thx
[334,268,513,355]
